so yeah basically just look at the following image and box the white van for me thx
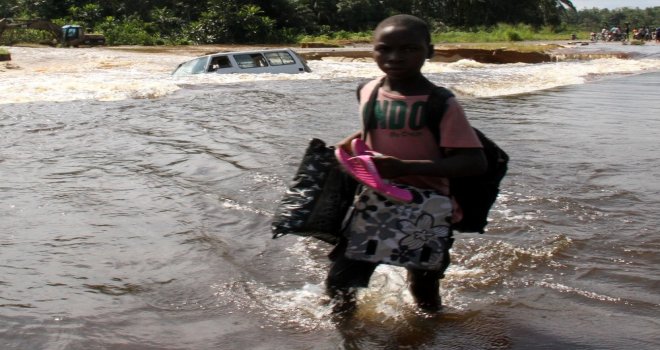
[172,48,311,76]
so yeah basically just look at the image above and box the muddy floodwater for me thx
[1,43,660,349]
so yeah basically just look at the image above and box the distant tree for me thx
[0,0,20,18]
[68,3,103,28]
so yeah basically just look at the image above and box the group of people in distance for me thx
[632,26,660,41]
[591,25,660,42]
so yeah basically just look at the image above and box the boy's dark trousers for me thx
[325,238,450,312]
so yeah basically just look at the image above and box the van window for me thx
[264,51,296,66]
[208,56,232,72]
[234,53,268,69]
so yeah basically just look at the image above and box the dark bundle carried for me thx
[271,138,358,244]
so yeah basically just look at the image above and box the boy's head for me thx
[374,14,432,47]
[372,14,433,80]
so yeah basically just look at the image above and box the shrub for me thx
[506,31,523,41]
[96,16,158,45]
[0,28,58,46]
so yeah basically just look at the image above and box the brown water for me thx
[1,44,659,349]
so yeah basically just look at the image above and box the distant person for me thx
[611,26,622,41]
[326,14,486,314]
[601,27,609,41]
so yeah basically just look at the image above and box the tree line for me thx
[1,1,658,45]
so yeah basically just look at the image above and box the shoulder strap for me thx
[425,86,455,143]
[358,78,385,136]
[356,80,369,101]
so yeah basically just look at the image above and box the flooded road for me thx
[1,43,659,349]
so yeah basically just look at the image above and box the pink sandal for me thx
[351,138,380,157]
[335,147,412,203]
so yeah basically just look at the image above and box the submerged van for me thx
[172,48,311,76]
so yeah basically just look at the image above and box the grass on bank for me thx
[299,24,590,46]
[1,23,589,48]
[0,48,8,55]
[435,23,589,42]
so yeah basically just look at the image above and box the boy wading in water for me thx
[326,14,487,313]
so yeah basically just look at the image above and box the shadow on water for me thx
[333,308,513,350]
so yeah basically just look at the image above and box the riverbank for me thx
[101,40,641,64]
[296,42,564,63]
[0,40,648,76]
[107,41,566,63]
[0,48,10,61]
[2,39,643,67]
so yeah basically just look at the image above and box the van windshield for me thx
[172,57,208,76]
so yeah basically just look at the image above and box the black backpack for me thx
[358,80,508,234]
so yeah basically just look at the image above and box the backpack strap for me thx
[356,80,369,101]
[424,86,455,143]
[357,78,385,137]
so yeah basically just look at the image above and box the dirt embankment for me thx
[432,47,553,63]
[297,41,570,63]
[1,41,580,67]
[299,47,555,63]
[100,42,566,64]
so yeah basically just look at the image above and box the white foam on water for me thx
[2,46,659,104]
[538,281,622,302]
[428,57,660,97]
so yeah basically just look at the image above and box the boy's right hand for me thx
[335,130,362,153]
[372,156,407,179]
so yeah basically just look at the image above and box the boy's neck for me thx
[382,75,434,95]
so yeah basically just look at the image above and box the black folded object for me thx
[271,138,358,244]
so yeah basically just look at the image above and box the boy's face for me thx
[373,24,431,80]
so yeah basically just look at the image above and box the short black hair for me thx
[374,14,431,45]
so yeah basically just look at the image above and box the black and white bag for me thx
[344,185,453,271]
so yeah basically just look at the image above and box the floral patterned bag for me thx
[343,185,453,271]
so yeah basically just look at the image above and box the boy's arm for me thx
[374,147,487,179]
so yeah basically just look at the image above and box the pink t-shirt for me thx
[358,79,482,195]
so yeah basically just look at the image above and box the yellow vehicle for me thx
[60,24,105,47]
[0,18,105,47]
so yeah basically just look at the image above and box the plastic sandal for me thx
[350,138,382,157]
[335,147,413,203]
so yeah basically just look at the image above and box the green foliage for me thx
[96,16,159,46]
[193,1,276,43]
[433,24,584,43]
[236,4,277,43]
[299,30,371,44]
[68,3,103,29]
[0,28,58,46]
[1,1,658,45]
[565,6,660,31]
